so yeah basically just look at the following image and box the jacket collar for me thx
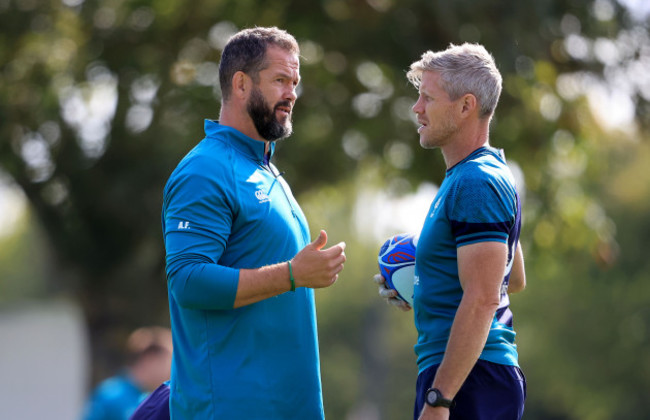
[204,119,275,163]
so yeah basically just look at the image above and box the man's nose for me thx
[285,86,297,102]
[412,98,423,114]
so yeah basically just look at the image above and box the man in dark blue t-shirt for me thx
[376,43,527,420]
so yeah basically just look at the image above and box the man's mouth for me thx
[276,104,292,117]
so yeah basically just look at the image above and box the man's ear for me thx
[232,71,252,100]
[459,93,478,118]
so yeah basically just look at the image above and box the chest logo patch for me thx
[430,198,441,218]
[255,189,271,203]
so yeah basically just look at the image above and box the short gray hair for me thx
[407,43,502,119]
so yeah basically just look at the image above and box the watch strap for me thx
[425,388,454,408]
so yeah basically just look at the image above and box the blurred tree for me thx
[1,0,649,417]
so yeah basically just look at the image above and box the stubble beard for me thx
[420,111,459,150]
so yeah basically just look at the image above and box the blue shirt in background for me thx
[82,373,145,420]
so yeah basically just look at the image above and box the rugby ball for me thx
[377,233,417,306]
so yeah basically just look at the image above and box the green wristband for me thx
[288,261,296,292]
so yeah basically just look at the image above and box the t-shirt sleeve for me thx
[447,172,516,248]
[162,167,239,310]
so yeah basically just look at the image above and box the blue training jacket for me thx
[161,120,324,419]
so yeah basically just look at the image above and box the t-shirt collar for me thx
[446,145,504,173]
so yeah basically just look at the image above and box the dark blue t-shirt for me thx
[414,146,522,372]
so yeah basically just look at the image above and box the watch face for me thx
[426,389,438,405]
[426,388,452,408]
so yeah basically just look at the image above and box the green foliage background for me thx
[1,0,649,418]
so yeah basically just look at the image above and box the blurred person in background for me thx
[375,43,527,420]
[82,326,172,420]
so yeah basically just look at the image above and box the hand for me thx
[291,230,346,289]
[418,405,450,420]
[373,274,411,311]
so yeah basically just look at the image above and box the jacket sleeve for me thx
[162,164,240,310]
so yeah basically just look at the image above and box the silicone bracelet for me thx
[288,261,296,292]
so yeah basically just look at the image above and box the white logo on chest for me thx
[255,189,270,203]
[429,198,441,218]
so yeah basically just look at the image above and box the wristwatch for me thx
[425,388,454,408]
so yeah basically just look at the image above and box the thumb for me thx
[311,230,328,250]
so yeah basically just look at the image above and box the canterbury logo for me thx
[429,198,441,218]
[255,189,270,203]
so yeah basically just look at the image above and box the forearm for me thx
[432,297,496,398]
[167,230,345,310]
[235,262,293,308]
[237,230,347,306]
[169,260,294,310]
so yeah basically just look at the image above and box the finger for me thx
[322,242,346,257]
[323,262,344,282]
[333,262,345,274]
[388,298,403,307]
[319,255,345,276]
[373,274,386,285]
[379,287,398,299]
[311,230,328,250]
[389,299,411,311]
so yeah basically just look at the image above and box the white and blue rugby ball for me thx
[378,233,417,306]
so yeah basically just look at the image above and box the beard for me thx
[420,121,458,149]
[247,86,293,141]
